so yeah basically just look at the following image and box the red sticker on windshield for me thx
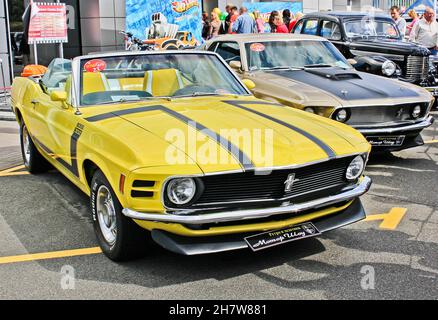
[84,59,107,73]
[250,43,265,52]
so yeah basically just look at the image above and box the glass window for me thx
[344,18,400,39]
[79,53,248,106]
[41,58,72,93]
[302,19,319,35]
[293,20,304,34]
[321,21,342,40]
[245,40,351,71]
[215,42,241,63]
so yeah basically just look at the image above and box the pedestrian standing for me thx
[228,6,239,34]
[406,9,419,36]
[273,16,289,33]
[390,6,407,36]
[253,10,265,33]
[269,11,280,33]
[232,7,256,34]
[289,12,303,32]
[208,11,221,39]
[202,11,211,40]
[282,9,292,29]
[410,6,438,55]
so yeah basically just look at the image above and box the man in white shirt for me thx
[410,6,438,54]
[390,6,407,36]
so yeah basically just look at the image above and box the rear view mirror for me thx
[50,91,69,109]
[242,79,256,90]
[229,61,242,71]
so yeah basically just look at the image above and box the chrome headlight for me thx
[304,107,315,113]
[411,105,422,119]
[382,60,396,77]
[346,156,365,181]
[333,108,350,123]
[166,178,197,205]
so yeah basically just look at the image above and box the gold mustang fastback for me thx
[205,34,435,151]
[11,51,372,260]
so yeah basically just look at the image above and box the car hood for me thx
[260,68,424,105]
[82,96,369,174]
[349,38,430,56]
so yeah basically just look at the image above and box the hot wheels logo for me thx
[171,0,199,14]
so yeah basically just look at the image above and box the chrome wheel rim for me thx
[22,126,31,166]
[96,185,117,245]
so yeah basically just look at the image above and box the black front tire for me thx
[20,122,50,173]
[90,170,150,261]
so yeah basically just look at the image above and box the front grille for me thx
[404,55,429,82]
[342,103,429,126]
[178,157,356,209]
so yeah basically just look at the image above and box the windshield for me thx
[344,18,401,39]
[79,53,247,106]
[245,40,351,71]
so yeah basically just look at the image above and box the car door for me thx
[300,19,320,36]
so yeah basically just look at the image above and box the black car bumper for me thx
[149,198,366,255]
[356,116,434,152]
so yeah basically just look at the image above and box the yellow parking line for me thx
[364,208,407,230]
[425,139,438,144]
[0,165,25,173]
[0,171,30,177]
[0,247,102,265]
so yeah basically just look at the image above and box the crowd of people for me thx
[391,5,438,55]
[201,4,303,40]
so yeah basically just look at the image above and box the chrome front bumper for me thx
[357,116,434,135]
[122,176,372,225]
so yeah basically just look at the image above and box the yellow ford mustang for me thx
[11,51,372,260]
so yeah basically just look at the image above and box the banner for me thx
[126,0,203,49]
[27,2,68,44]
[404,0,436,14]
[243,2,303,33]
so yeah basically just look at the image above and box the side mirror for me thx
[242,79,256,90]
[347,58,358,66]
[229,60,242,71]
[50,90,69,108]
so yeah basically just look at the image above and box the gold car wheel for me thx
[96,185,117,245]
[22,126,31,166]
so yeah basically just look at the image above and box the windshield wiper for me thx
[262,66,304,71]
[173,92,220,98]
[304,64,335,68]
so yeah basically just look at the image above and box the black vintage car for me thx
[293,11,438,99]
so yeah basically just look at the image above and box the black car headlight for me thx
[346,156,365,181]
[382,60,397,77]
[332,108,350,123]
[166,178,197,205]
[411,105,422,119]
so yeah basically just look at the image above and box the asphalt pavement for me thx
[0,113,437,300]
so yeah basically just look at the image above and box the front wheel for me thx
[20,122,50,173]
[91,170,150,261]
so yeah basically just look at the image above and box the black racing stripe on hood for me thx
[273,69,420,101]
[223,100,336,159]
[85,105,255,171]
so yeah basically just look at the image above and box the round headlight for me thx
[333,108,350,123]
[304,107,315,113]
[346,156,365,181]
[382,60,396,77]
[411,105,422,119]
[166,178,197,205]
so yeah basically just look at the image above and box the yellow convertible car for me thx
[11,51,372,260]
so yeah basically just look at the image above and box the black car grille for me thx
[404,55,429,82]
[168,156,357,210]
[344,102,429,126]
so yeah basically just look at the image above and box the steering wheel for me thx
[173,85,217,96]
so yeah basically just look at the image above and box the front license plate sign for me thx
[244,223,321,252]
[367,135,405,147]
